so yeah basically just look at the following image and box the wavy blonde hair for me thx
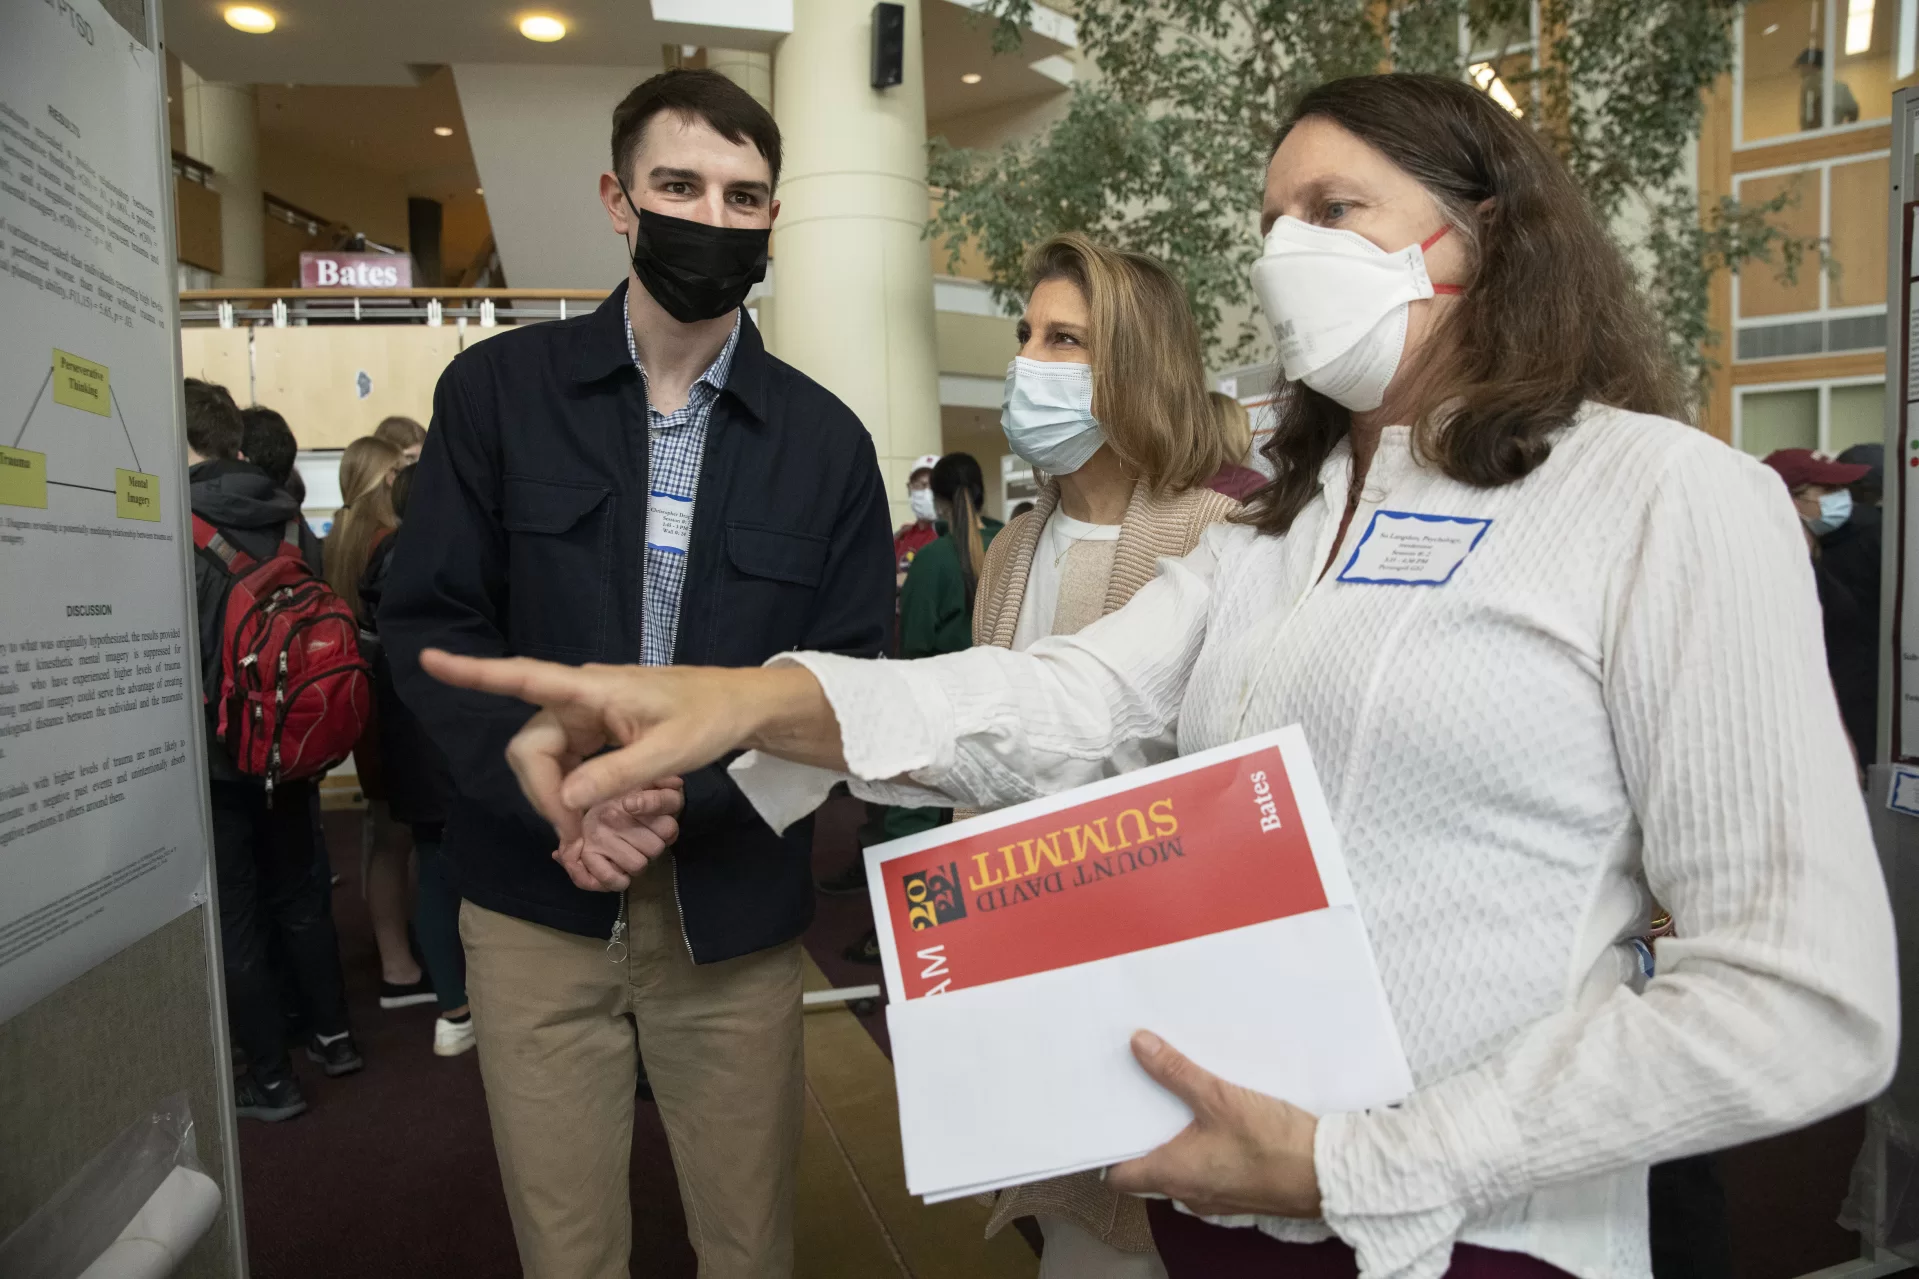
[1024,233,1225,493]
[326,436,401,623]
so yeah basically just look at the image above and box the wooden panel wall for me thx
[251,327,462,448]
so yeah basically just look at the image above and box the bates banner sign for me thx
[299,252,412,289]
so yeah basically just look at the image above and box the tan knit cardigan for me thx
[973,477,1240,1254]
[973,479,1241,648]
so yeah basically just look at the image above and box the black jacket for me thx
[359,536,454,830]
[190,459,318,785]
[378,287,895,961]
[1817,505,1882,762]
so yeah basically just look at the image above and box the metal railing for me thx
[177,287,611,329]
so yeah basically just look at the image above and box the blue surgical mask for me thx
[1000,357,1104,476]
[1807,489,1853,536]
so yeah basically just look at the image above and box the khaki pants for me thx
[461,860,803,1278]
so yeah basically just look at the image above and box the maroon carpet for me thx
[238,795,886,1278]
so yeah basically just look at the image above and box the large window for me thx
[1735,378,1886,455]
[1733,154,1889,360]
[1460,2,1538,117]
[1739,0,1906,145]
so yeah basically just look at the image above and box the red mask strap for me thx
[1418,224,1464,296]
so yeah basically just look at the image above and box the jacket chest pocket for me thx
[721,522,828,656]
[502,476,613,657]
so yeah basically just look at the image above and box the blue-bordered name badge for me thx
[645,490,693,557]
[1336,510,1493,587]
[1888,765,1919,818]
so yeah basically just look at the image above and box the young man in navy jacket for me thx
[379,71,894,1277]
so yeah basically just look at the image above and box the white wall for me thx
[452,63,663,289]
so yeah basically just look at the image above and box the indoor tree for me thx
[931,0,1817,395]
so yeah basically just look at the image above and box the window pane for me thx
[1743,0,1828,141]
[1741,387,1821,455]
[1830,381,1886,451]
[1830,159,1889,306]
[1736,170,1823,317]
[1835,0,1895,123]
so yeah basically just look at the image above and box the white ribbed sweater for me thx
[733,404,1898,1279]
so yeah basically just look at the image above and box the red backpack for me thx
[193,515,371,802]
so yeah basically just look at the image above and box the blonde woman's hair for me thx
[1209,391,1253,465]
[373,415,426,452]
[327,436,402,624]
[1024,233,1225,493]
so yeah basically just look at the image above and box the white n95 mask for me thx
[1001,357,1105,475]
[1250,216,1462,412]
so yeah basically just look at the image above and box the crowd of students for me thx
[182,387,473,1124]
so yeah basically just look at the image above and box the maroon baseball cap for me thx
[1762,448,1870,489]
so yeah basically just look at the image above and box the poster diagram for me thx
[5,349,161,522]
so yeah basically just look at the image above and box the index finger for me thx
[421,649,601,709]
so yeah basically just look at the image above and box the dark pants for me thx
[1145,1201,1574,1278]
[1649,1155,1733,1279]
[413,829,467,1014]
[212,779,350,1083]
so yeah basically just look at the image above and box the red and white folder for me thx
[863,726,1413,1203]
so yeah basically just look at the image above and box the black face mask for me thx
[618,180,769,324]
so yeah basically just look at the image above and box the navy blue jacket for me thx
[378,286,894,961]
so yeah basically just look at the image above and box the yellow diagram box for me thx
[115,469,161,522]
[52,349,110,417]
[0,447,48,509]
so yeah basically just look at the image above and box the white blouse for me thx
[731,404,1897,1279]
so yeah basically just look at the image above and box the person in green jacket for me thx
[897,452,1002,659]
[837,455,1002,964]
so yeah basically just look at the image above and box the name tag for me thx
[646,490,693,556]
[1336,510,1491,586]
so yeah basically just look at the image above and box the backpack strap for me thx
[192,513,260,577]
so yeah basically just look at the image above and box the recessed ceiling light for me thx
[434,126,455,137]
[519,15,565,41]
[475,187,484,195]
[223,6,276,33]
[960,72,982,84]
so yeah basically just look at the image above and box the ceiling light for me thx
[1468,62,1523,117]
[223,5,276,33]
[961,72,982,84]
[475,187,484,196]
[519,14,566,41]
[1846,0,1876,55]
[1763,22,1781,34]
[433,125,454,137]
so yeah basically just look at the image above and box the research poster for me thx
[1898,198,1919,761]
[0,0,208,1022]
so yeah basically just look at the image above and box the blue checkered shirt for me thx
[626,303,739,666]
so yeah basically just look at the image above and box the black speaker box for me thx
[872,2,905,89]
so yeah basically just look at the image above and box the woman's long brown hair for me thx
[1248,73,1686,535]
[326,436,401,624]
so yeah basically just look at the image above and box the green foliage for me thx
[931,0,1821,397]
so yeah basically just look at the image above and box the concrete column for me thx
[179,65,263,288]
[769,0,941,525]
[708,49,773,109]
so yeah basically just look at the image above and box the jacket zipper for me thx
[606,891,628,963]
[670,856,695,962]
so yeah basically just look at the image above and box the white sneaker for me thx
[433,1015,476,1058]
